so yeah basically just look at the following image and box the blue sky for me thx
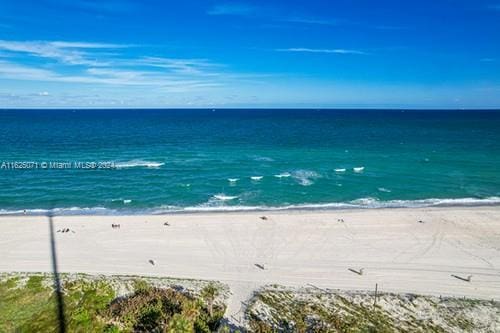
[0,0,499,108]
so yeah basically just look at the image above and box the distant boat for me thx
[334,168,346,173]
[353,167,365,173]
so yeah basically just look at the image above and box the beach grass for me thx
[0,274,114,332]
[246,287,500,332]
[0,273,226,332]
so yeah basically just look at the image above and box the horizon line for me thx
[1,107,500,111]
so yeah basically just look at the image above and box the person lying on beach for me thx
[260,216,268,220]
[164,222,170,226]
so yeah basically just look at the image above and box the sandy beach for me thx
[1,206,500,322]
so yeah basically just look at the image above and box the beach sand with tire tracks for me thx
[1,206,500,324]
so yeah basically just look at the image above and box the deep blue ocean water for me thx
[1,109,499,215]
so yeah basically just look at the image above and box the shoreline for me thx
[1,197,500,216]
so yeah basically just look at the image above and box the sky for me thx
[0,0,499,108]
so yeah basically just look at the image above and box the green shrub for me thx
[167,313,193,333]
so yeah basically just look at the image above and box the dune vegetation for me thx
[246,286,500,333]
[0,273,226,333]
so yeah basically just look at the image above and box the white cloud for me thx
[0,40,227,78]
[0,60,57,80]
[138,57,222,76]
[0,60,221,89]
[0,38,253,93]
[0,40,118,66]
[277,48,367,55]
[0,39,273,106]
[49,41,126,49]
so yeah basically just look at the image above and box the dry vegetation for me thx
[246,286,500,333]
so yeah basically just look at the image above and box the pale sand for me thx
[1,206,500,323]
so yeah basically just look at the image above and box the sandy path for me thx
[1,207,500,325]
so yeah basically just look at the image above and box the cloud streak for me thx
[281,17,339,26]
[207,2,339,26]
[0,59,220,89]
[137,57,222,76]
[0,40,260,94]
[207,3,256,16]
[0,40,122,66]
[207,2,409,31]
[277,48,367,55]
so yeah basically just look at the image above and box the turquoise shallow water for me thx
[0,109,499,215]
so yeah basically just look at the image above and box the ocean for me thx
[0,109,499,215]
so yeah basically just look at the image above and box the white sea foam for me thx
[378,187,391,193]
[353,167,365,173]
[112,198,132,204]
[170,197,500,212]
[251,176,263,181]
[183,205,262,212]
[3,197,500,216]
[213,194,239,201]
[334,168,346,173]
[348,197,500,208]
[153,205,182,213]
[292,170,321,186]
[0,206,115,216]
[228,178,239,183]
[114,160,164,169]
[274,172,291,178]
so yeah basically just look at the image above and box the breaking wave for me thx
[291,170,321,186]
[212,194,239,201]
[4,197,500,216]
[114,160,164,169]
